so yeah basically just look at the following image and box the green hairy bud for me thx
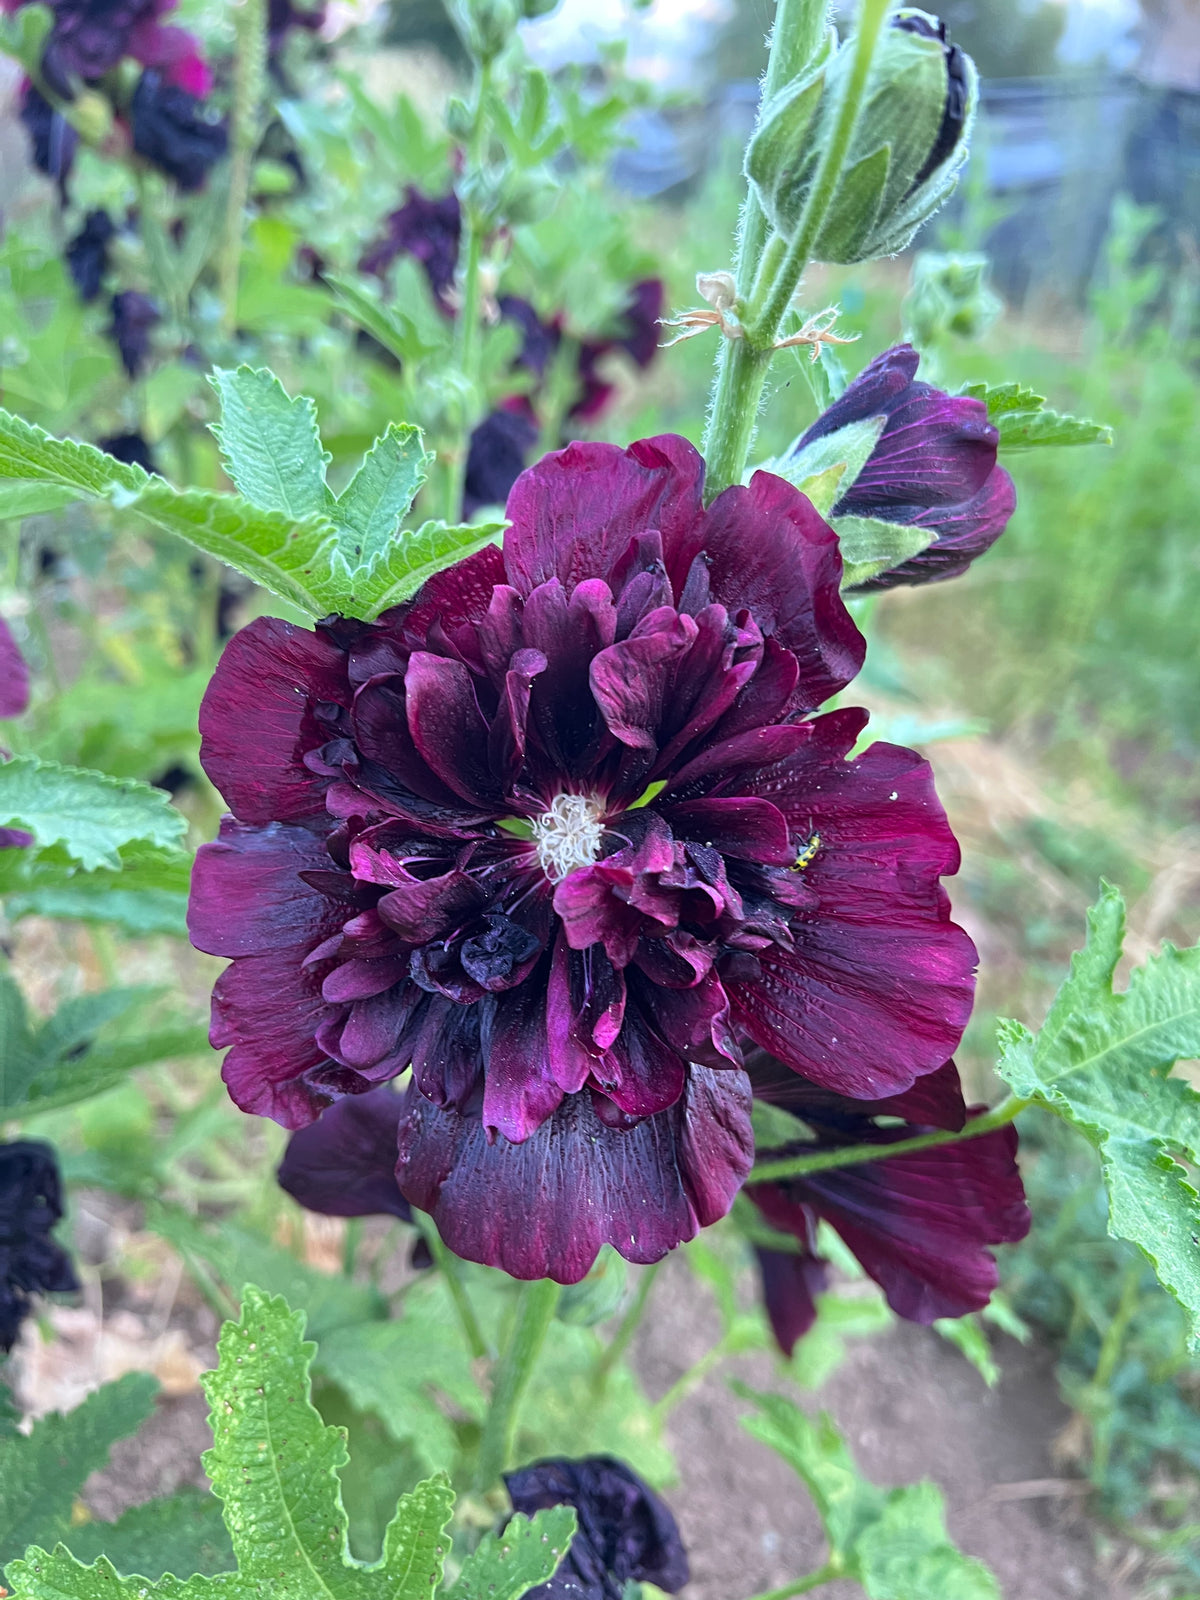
[746,9,978,265]
[902,250,1003,346]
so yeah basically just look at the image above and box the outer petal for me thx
[395,1065,753,1282]
[698,471,865,707]
[754,1245,829,1356]
[277,1087,411,1219]
[747,1050,969,1133]
[503,436,706,600]
[729,712,976,1097]
[865,466,1017,591]
[188,818,342,958]
[0,617,30,718]
[199,618,350,823]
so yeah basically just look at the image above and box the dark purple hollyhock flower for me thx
[359,188,462,314]
[505,1457,688,1600]
[18,84,79,190]
[278,1085,412,1220]
[131,70,228,190]
[0,1140,79,1352]
[188,434,976,1282]
[795,344,1015,589]
[498,295,561,380]
[65,209,115,303]
[98,431,156,472]
[108,289,161,377]
[745,1055,1029,1353]
[2,0,213,99]
[572,279,665,423]
[463,403,540,519]
[1,617,30,719]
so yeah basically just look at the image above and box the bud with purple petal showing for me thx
[504,1456,689,1600]
[794,343,1016,588]
[18,83,79,190]
[1,616,31,719]
[0,1140,80,1352]
[745,1055,1030,1354]
[746,9,976,265]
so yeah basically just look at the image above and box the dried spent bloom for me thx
[278,1085,412,1220]
[504,1457,689,1600]
[0,1140,79,1352]
[65,208,115,303]
[131,70,228,190]
[1,617,31,719]
[359,188,462,313]
[108,289,161,377]
[797,343,1015,588]
[745,1056,1030,1354]
[189,434,976,1282]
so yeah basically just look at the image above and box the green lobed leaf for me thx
[856,1483,1000,1600]
[344,519,506,622]
[959,380,1112,451]
[446,1509,577,1600]
[0,757,186,871]
[0,1373,161,1571]
[208,367,333,521]
[995,883,1200,1347]
[377,1476,455,1600]
[834,514,934,589]
[333,425,433,561]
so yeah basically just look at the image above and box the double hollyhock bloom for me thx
[190,434,979,1282]
[505,1456,689,1600]
[798,344,1016,589]
[0,1141,79,1351]
[744,1054,1030,1354]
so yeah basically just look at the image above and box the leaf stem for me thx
[742,1561,843,1600]
[418,1213,490,1361]
[650,1329,734,1424]
[750,1095,1031,1185]
[474,1277,561,1490]
[219,0,267,339]
[591,1259,662,1399]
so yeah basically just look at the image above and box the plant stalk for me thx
[591,1259,662,1399]
[474,1277,561,1490]
[750,1095,1030,1185]
[743,1561,843,1600]
[219,0,267,339]
[418,1214,490,1361]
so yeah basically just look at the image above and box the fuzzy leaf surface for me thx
[996,884,1200,1346]
[61,1491,234,1580]
[959,381,1112,451]
[447,1509,577,1600]
[0,757,185,872]
[834,514,934,589]
[209,367,332,521]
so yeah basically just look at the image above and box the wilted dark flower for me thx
[278,1085,412,1219]
[1,617,30,719]
[796,343,1015,588]
[573,279,664,422]
[18,84,79,189]
[108,289,161,377]
[98,431,156,472]
[189,435,977,1282]
[0,1140,79,1352]
[65,208,115,302]
[505,1457,689,1600]
[131,70,228,190]
[745,1056,1029,1354]
[359,188,462,313]
[463,403,540,518]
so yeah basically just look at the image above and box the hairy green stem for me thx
[448,57,493,518]
[418,1215,490,1361]
[219,0,267,338]
[743,1561,843,1600]
[591,1259,662,1399]
[474,1278,561,1490]
[650,1330,734,1424]
[750,1095,1030,1185]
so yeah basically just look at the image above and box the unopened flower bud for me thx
[746,9,977,265]
[451,0,519,60]
[901,249,1002,346]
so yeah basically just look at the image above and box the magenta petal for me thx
[199,618,350,823]
[699,472,865,708]
[755,1246,829,1356]
[504,436,707,599]
[214,951,345,1128]
[0,618,30,718]
[404,652,499,806]
[396,1065,753,1282]
[482,984,566,1142]
[377,869,484,942]
[662,797,791,865]
[748,1052,969,1133]
[390,541,506,647]
[589,612,699,751]
[188,819,342,958]
[277,1086,411,1220]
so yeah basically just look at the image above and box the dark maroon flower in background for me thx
[108,289,161,377]
[1,617,30,719]
[278,1086,412,1220]
[505,1457,689,1600]
[1,1140,79,1352]
[188,435,976,1282]
[99,431,156,472]
[131,70,228,189]
[268,0,326,43]
[573,279,665,422]
[65,208,115,302]
[745,1056,1029,1354]
[796,343,1015,589]
[463,403,540,518]
[18,84,79,190]
[1,0,213,98]
[359,187,462,313]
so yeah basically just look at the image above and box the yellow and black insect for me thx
[792,832,821,871]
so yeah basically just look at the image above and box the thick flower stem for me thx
[219,0,266,339]
[743,1561,844,1600]
[591,1259,662,1399]
[418,1216,490,1361]
[750,1094,1031,1185]
[474,1278,561,1491]
[702,0,894,500]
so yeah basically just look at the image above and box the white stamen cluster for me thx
[532,792,607,883]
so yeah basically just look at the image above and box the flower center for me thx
[532,793,606,883]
